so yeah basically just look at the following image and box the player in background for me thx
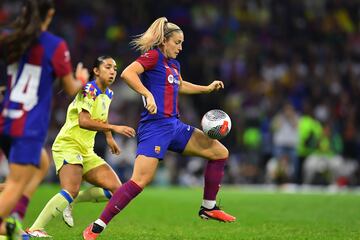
[83,17,235,240]
[26,56,136,238]
[0,0,89,238]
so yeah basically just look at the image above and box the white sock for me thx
[202,200,216,209]
[95,219,107,229]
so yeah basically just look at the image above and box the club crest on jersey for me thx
[154,146,161,154]
[102,99,106,110]
[83,84,98,100]
[76,154,83,161]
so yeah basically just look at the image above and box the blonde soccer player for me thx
[83,17,235,240]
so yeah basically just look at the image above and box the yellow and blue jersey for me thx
[52,80,113,154]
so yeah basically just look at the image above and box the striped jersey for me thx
[136,48,181,122]
[0,31,72,140]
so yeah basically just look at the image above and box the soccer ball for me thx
[201,109,231,139]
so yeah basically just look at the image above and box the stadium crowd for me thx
[1,0,359,186]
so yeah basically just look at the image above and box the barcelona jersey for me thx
[52,80,113,154]
[0,31,72,140]
[136,48,181,122]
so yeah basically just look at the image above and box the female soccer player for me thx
[83,17,235,240]
[26,56,136,237]
[0,0,88,238]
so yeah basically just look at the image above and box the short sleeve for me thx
[136,49,159,70]
[52,41,73,78]
[77,85,96,113]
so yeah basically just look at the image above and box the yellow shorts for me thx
[52,149,105,175]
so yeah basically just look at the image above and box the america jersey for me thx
[52,80,113,153]
[0,31,72,140]
[136,48,181,122]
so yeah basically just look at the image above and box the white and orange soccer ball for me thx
[201,109,231,140]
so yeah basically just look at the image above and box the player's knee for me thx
[221,146,229,159]
[131,176,153,188]
[108,182,121,194]
[65,187,80,199]
[209,143,229,160]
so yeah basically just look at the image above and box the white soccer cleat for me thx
[26,229,52,238]
[62,204,74,227]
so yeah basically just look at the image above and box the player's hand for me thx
[107,138,121,155]
[75,62,89,85]
[145,94,157,114]
[112,125,136,138]
[0,86,5,103]
[207,80,224,93]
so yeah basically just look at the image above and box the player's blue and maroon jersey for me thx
[136,48,181,122]
[0,31,72,140]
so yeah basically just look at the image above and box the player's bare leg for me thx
[62,164,122,229]
[23,149,50,198]
[0,149,50,222]
[83,156,158,239]
[0,164,37,236]
[83,164,122,194]
[28,164,82,236]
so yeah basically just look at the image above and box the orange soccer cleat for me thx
[198,205,236,222]
[82,224,100,240]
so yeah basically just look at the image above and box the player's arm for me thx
[121,61,157,114]
[53,41,89,96]
[0,86,5,103]
[78,110,135,137]
[179,75,224,94]
[104,130,121,155]
[61,63,89,96]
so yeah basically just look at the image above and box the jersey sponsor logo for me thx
[102,99,106,110]
[167,74,180,85]
[187,125,191,131]
[76,154,83,161]
[154,146,161,154]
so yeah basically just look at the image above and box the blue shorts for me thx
[136,117,195,159]
[0,135,42,167]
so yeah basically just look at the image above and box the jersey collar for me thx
[90,80,113,99]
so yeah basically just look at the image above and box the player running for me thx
[26,56,135,237]
[0,0,88,238]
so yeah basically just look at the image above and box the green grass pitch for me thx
[24,185,360,240]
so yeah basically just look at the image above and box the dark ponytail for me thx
[0,0,55,64]
[89,55,113,80]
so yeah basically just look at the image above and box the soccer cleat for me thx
[5,216,26,240]
[198,205,236,222]
[82,224,99,240]
[25,229,52,238]
[62,205,74,227]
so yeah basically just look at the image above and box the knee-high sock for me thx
[29,190,73,230]
[203,159,227,201]
[74,187,112,203]
[99,180,142,224]
[11,195,29,220]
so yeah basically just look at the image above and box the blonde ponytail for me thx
[131,17,182,53]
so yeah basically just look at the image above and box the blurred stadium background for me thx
[1,0,360,188]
